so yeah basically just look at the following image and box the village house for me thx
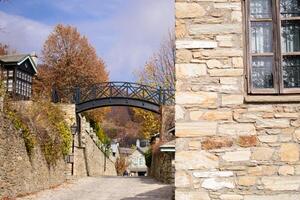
[175,0,300,199]
[0,53,37,99]
[119,139,149,176]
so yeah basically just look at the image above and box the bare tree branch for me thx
[134,31,175,90]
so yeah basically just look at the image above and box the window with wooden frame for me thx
[245,0,300,94]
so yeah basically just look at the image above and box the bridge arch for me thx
[52,82,175,114]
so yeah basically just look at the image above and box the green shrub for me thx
[90,120,111,156]
[56,121,72,156]
[7,110,36,158]
[144,148,152,168]
[41,136,61,166]
[32,100,72,165]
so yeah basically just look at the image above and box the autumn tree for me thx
[134,32,175,90]
[132,33,175,139]
[0,43,9,55]
[0,43,13,98]
[115,157,129,176]
[35,24,109,98]
[133,108,160,139]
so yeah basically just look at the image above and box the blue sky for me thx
[0,0,174,81]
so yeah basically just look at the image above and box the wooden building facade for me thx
[0,54,37,100]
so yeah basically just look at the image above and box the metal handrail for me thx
[52,82,175,106]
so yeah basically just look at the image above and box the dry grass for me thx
[5,99,72,167]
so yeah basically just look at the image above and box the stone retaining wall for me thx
[0,113,67,199]
[60,105,117,177]
[73,115,117,177]
[175,0,300,199]
[151,151,174,184]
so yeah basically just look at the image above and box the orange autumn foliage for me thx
[34,24,109,98]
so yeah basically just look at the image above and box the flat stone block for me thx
[255,119,290,128]
[209,69,243,77]
[176,63,207,78]
[176,122,217,138]
[189,24,242,35]
[176,40,217,49]
[262,176,300,191]
[221,95,244,106]
[176,3,206,19]
[176,91,218,108]
[244,194,300,200]
[193,171,233,178]
[222,150,251,162]
[218,123,256,136]
[220,194,243,200]
[251,147,274,161]
[175,171,191,188]
[202,178,235,190]
[278,165,294,176]
[238,176,256,186]
[280,143,299,162]
[176,190,210,200]
[176,151,219,170]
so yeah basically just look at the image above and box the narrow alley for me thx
[17,176,173,200]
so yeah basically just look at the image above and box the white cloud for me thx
[0,11,51,55]
[53,0,123,18]
[77,0,175,81]
[0,0,174,81]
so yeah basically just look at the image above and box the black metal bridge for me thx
[52,82,175,114]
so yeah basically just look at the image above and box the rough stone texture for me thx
[279,143,299,162]
[0,97,3,112]
[74,115,117,177]
[176,40,217,49]
[0,112,67,199]
[151,151,174,184]
[222,150,251,162]
[176,122,217,138]
[175,0,300,199]
[176,151,219,170]
[201,137,233,150]
[151,106,175,185]
[244,194,300,200]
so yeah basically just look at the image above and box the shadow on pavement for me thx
[120,186,173,200]
[118,177,174,200]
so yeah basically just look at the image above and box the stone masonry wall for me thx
[151,106,175,184]
[175,1,300,200]
[73,115,117,177]
[0,112,66,199]
[53,104,117,177]
[151,151,174,184]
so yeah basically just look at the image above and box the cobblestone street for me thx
[17,176,173,200]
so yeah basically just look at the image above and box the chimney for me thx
[30,51,38,66]
[136,139,140,148]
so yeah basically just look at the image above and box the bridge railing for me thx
[51,82,175,106]
[51,87,77,104]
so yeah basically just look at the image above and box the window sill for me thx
[245,95,300,103]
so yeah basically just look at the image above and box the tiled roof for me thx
[160,140,176,152]
[160,140,175,148]
[119,147,135,155]
[0,54,29,63]
[137,146,149,154]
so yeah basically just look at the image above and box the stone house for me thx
[175,0,300,199]
[127,148,148,176]
[119,139,149,176]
